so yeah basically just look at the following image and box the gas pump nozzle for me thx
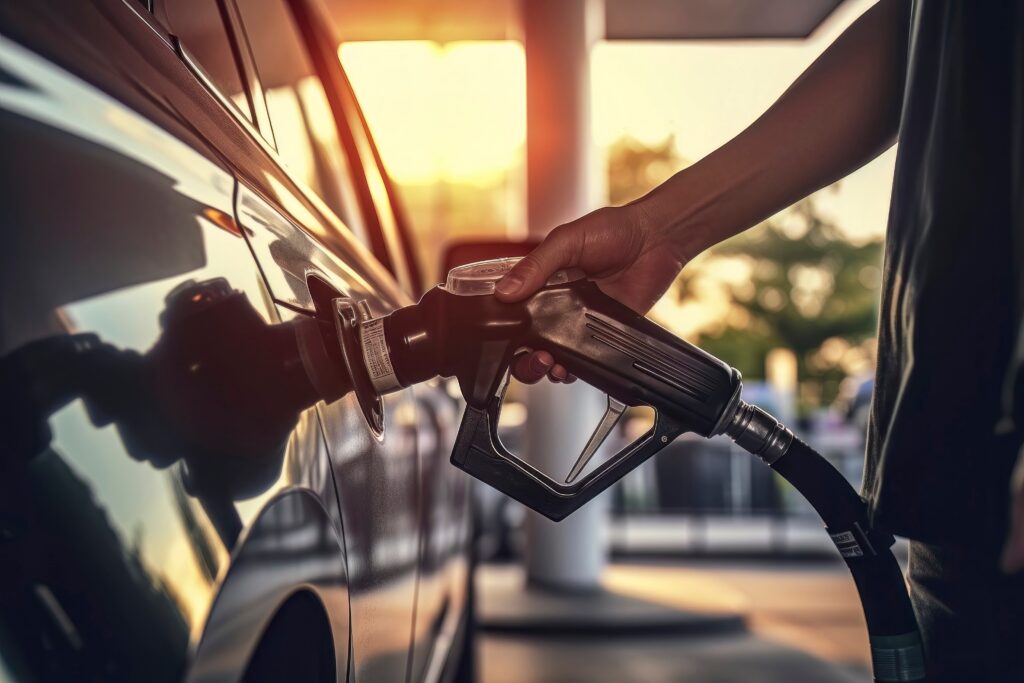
[337,258,926,683]
[339,258,748,520]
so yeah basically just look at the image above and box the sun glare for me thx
[339,41,526,186]
[338,0,892,343]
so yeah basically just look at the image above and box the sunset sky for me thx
[339,0,891,244]
[339,40,526,186]
[338,0,890,338]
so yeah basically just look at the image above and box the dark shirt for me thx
[863,1,1024,543]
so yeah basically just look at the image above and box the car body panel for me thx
[407,383,472,682]
[188,487,350,683]
[0,0,471,681]
[0,27,338,678]
[235,181,423,681]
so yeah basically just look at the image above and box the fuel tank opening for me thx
[334,298,385,435]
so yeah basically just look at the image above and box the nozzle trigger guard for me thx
[449,382,685,521]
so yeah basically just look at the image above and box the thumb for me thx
[495,228,576,302]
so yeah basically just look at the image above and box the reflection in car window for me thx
[162,0,253,121]
[235,0,369,246]
[333,73,418,294]
[348,110,415,294]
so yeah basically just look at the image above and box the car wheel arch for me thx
[241,588,337,683]
[186,487,350,683]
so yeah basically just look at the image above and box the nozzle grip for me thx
[385,282,740,437]
[451,398,685,521]
[386,279,739,521]
[517,283,741,438]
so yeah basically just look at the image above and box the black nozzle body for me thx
[381,280,741,436]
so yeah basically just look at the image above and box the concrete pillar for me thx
[521,0,607,591]
[523,0,604,227]
[766,347,798,425]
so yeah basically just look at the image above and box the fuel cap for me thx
[444,257,584,296]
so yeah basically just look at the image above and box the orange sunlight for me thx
[339,41,525,186]
[338,0,892,338]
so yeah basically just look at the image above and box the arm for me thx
[646,0,909,261]
[498,0,910,374]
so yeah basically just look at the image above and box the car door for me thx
[0,0,348,680]
[328,66,474,681]
[226,0,430,680]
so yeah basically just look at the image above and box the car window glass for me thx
[235,0,369,246]
[341,92,416,294]
[162,0,253,121]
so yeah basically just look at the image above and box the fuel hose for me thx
[345,259,929,681]
[725,401,926,683]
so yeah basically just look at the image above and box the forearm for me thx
[640,0,910,259]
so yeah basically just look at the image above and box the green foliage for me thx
[680,199,883,407]
[691,325,776,380]
[606,134,883,409]
[607,135,687,206]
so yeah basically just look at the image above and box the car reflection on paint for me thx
[0,0,473,681]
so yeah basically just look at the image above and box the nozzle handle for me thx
[385,278,740,520]
[450,390,685,521]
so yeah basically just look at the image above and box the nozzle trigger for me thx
[565,395,627,484]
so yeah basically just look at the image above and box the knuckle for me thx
[549,223,573,240]
[514,253,545,279]
[549,225,585,266]
[549,223,584,250]
[593,206,617,224]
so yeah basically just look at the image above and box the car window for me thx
[234,0,369,246]
[160,0,253,122]
[335,73,421,295]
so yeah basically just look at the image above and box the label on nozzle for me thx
[359,317,401,395]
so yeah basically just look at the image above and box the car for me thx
[0,0,474,681]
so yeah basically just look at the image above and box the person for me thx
[496,1,1024,680]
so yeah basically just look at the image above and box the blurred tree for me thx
[605,134,882,410]
[608,135,686,205]
[678,199,882,409]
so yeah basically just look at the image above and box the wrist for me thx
[627,167,717,263]
[642,154,767,263]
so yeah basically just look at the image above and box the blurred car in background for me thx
[837,375,874,438]
[0,0,473,680]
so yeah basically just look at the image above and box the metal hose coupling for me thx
[725,401,794,465]
[870,632,927,682]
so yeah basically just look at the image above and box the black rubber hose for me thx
[770,437,926,682]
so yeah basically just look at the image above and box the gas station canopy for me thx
[327,0,845,43]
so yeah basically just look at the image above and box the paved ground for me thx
[478,560,874,682]
[481,632,868,683]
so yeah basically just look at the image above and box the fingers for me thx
[495,205,653,303]
[512,350,554,384]
[511,350,575,385]
[495,226,576,302]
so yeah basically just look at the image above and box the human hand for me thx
[1001,445,1024,572]
[495,203,688,384]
